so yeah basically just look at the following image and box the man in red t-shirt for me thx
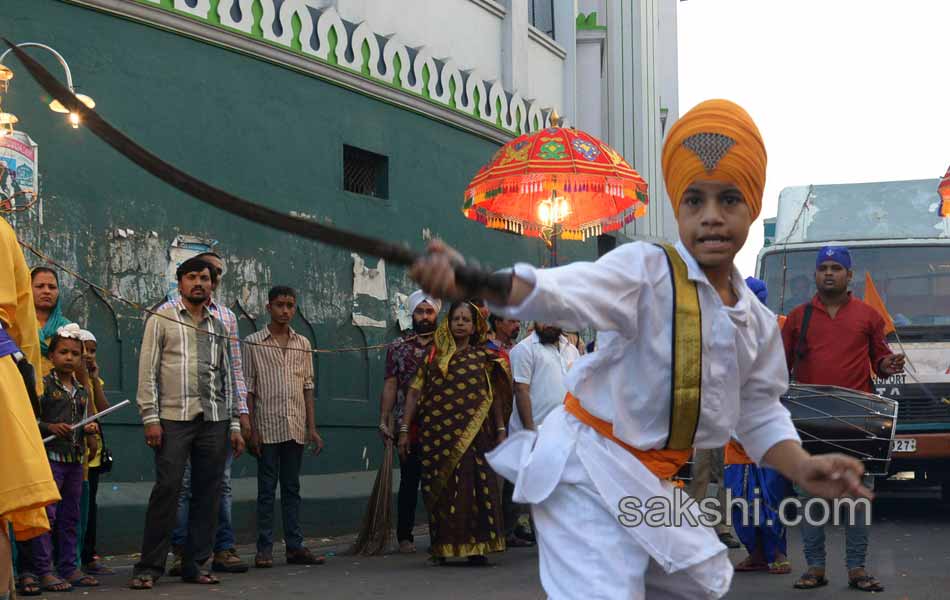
[781,246,904,592]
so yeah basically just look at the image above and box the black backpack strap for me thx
[790,303,814,383]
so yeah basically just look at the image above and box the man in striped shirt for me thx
[130,257,245,590]
[159,251,250,575]
[244,285,325,567]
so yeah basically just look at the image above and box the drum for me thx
[781,384,897,476]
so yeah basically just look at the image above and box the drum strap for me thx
[655,244,702,450]
[790,303,814,383]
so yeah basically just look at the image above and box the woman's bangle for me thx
[496,426,506,432]
[399,424,409,433]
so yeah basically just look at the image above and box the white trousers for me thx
[488,406,733,600]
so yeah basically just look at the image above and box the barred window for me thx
[343,145,389,199]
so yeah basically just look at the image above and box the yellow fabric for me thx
[0,217,44,396]
[0,217,60,539]
[657,244,703,450]
[564,394,691,480]
[87,377,104,468]
[662,99,767,220]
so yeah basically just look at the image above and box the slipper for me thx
[68,574,100,587]
[84,561,114,576]
[286,547,326,565]
[849,574,884,592]
[129,575,155,590]
[734,559,769,572]
[17,575,42,596]
[768,560,792,575]
[793,572,828,589]
[40,576,73,593]
[505,534,535,548]
[182,570,221,585]
[255,552,273,569]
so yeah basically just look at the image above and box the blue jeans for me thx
[256,441,305,553]
[795,475,873,570]
[172,448,234,552]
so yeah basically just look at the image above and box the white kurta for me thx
[508,332,579,433]
[486,241,799,599]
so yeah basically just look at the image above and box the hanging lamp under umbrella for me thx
[463,114,649,256]
[939,164,950,218]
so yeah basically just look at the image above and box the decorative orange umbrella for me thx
[939,164,950,218]
[462,117,649,250]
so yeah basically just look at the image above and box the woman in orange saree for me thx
[398,301,511,565]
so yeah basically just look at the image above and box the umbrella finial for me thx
[549,110,561,127]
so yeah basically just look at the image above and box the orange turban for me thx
[661,99,767,220]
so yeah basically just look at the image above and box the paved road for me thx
[75,488,949,599]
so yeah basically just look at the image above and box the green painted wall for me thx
[5,1,597,492]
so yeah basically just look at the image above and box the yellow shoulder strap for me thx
[655,243,703,450]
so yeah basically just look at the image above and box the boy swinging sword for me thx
[409,100,870,599]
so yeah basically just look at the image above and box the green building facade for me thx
[4,0,598,549]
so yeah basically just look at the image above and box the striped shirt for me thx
[243,326,314,444]
[137,300,239,432]
[159,295,248,414]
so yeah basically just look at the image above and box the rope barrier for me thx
[18,237,431,355]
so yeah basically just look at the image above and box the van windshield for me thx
[758,246,950,326]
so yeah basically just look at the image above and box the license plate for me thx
[892,438,917,453]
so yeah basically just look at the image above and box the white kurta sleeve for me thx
[734,314,800,464]
[488,243,652,338]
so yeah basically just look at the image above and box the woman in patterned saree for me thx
[398,301,511,565]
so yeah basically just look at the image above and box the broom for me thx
[350,417,396,555]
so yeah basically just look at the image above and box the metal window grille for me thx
[343,145,388,198]
[529,0,555,39]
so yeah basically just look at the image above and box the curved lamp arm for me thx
[0,42,75,91]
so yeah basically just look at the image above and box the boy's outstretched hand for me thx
[795,453,872,500]
[409,240,468,301]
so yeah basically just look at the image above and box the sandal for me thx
[793,571,828,589]
[182,570,220,585]
[849,574,884,592]
[67,573,100,587]
[467,555,489,566]
[17,575,42,596]
[84,560,114,575]
[768,560,792,575]
[287,547,325,565]
[255,552,273,569]
[129,575,155,590]
[40,575,73,592]
[734,557,769,572]
[505,533,535,548]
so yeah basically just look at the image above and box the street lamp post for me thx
[0,42,96,131]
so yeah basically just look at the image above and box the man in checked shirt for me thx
[131,257,245,589]
[157,251,252,576]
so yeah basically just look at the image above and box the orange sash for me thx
[564,394,691,480]
[724,439,754,465]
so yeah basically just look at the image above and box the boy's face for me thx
[52,338,83,373]
[267,295,297,325]
[676,178,752,271]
